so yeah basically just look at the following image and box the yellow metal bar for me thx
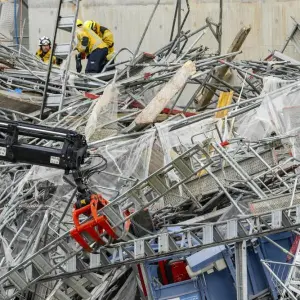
[215,90,233,118]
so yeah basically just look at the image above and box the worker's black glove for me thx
[75,53,82,73]
[56,58,63,66]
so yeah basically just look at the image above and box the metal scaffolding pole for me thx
[177,0,182,57]
[235,241,248,300]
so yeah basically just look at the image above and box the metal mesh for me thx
[250,192,300,214]
[164,187,191,207]
[187,150,274,196]
[163,150,274,207]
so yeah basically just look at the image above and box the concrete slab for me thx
[0,90,41,113]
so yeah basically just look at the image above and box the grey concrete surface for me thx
[24,0,300,70]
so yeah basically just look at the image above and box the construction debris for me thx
[195,25,251,110]
[2,1,300,300]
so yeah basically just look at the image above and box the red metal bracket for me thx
[70,194,118,252]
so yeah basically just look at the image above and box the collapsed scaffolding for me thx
[2,0,300,299]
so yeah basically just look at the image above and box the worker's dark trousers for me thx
[85,48,108,74]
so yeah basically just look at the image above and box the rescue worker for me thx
[83,20,115,64]
[35,36,62,66]
[74,20,110,74]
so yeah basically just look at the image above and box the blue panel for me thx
[260,232,293,243]
[255,245,279,299]
[143,233,295,300]
[152,279,201,300]
[148,263,159,279]
[201,268,236,300]
[144,260,201,299]
[247,246,269,296]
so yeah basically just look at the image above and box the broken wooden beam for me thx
[195,25,251,111]
[123,60,196,133]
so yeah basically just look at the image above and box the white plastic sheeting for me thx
[157,118,221,181]
[237,78,300,159]
[88,130,156,200]
[0,234,14,268]
[237,77,298,141]
[28,166,65,186]
[282,105,300,159]
[260,76,295,95]
[85,83,118,142]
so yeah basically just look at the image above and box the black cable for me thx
[80,154,108,188]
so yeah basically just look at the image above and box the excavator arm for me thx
[0,119,88,173]
[0,119,126,251]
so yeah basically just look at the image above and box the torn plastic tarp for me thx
[28,165,65,186]
[87,130,155,200]
[0,234,14,267]
[156,117,221,181]
[237,78,300,141]
[85,82,118,142]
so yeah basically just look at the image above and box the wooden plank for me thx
[195,26,251,111]
[125,60,196,132]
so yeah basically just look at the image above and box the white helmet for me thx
[39,36,51,46]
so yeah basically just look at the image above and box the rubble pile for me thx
[2,2,300,300]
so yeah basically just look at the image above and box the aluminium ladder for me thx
[40,0,80,117]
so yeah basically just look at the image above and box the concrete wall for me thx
[0,0,29,49]
[27,0,300,68]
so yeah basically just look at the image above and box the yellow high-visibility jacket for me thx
[93,22,115,60]
[75,27,107,56]
[35,48,58,65]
